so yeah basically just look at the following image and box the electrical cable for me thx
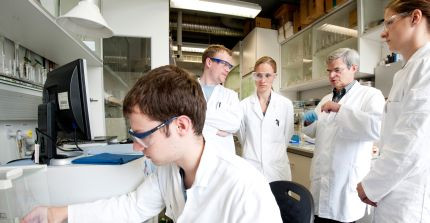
[74,127,83,151]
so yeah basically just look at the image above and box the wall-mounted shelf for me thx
[0,0,102,67]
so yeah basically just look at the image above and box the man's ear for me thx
[351,64,358,73]
[175,115,192,136]
[205,57,212,68]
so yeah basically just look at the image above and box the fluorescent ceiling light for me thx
[317,24,358,38]
[303,59,312,63]
[57,0,113,38]
[170,0,262,18]
[172,45,206,53]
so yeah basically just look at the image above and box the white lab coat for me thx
[200,82,242,154]
[361,42,430,223]
[68,140,282,223]
[238,91,294,182]
[303,82,385,222]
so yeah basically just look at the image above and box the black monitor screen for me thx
[37,59,92,164]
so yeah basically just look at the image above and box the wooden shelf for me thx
[0,0,102,66]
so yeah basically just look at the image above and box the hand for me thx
[356,183,377,207]
[21,206,67,223]
[321,101,341,113]
[216,130,229,137]
[21,206,48,223]
[303,110,318,125]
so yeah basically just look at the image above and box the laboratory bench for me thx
[0,144,150,222]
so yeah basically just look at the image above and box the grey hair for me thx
[326,48,359,69]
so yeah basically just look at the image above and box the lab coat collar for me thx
[191,140,217,188]
[404,42,430,68]
[250,90,276,119]
[336,81,362,104]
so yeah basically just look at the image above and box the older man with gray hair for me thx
[303,48,385,223]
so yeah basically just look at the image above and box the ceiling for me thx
[170,0,300,49]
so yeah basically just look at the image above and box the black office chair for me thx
[270,181,314,223]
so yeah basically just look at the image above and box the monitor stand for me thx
[49,151,84,166]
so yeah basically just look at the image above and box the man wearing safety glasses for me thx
[21,65,282,223]
[199,44,242,154]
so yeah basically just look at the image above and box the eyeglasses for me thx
[210,57,234,70]
[252,72,277,80]
[383,12,411,31]
[327,67,346,75]
[128,116,177,147]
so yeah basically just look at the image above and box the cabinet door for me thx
[288,152,312,190]
[312,1,358,79]
[103,37,151,140]
[281,33,304,88]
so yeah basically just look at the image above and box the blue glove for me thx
[303,110,318,124]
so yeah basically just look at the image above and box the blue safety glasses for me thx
[210,57,234,70]
[129,116,177,147]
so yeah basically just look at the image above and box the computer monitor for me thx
[36,59,92,164]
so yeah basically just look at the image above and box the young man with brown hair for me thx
[199,44,242,154]
[21,65,282,223]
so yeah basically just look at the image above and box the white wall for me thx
[102,0,170,68]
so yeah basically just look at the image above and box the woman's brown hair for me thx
[386,0,430,28]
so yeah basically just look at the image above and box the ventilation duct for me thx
[170,22,243,37]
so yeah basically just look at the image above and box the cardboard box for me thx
[243,17,272,35]
[274,4,297,27]
[300,0,313,25]
[309,0,325,20]
[243,20,253,35]
[255,17,272,29]
[325,0,334,12]
[336,0,347,6]
[349,10,357,28]
[293,10,301,33]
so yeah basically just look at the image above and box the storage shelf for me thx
[0,0,102,66]
[314,37,357,57]
[105,96,122,107]
[280,78,330,92]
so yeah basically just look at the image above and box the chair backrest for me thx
[270,181,314,223]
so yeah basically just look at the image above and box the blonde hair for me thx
[202,44,232,64]
[254,56,277,73]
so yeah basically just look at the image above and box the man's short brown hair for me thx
[201,44,232,64]
[123,65,206,135]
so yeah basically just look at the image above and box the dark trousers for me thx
[314,215,355,223]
